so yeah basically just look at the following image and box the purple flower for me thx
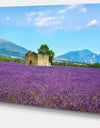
[0,61,100,114]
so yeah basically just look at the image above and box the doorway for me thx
[30,60,32,65]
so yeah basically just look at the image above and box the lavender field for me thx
[0,61,100,114]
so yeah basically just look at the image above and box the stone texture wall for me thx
[25,51,51,66]
[25,51,31,65]
[38,54,51,66]
[31,52,38,65]
[25,51,38,65]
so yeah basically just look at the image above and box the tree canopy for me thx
[38,44,55,65]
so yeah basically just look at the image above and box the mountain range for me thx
[0,39,28,59]
[56,49,100,64]
[0,39,100,63]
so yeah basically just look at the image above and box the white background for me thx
[0,0,100,7]
[0,0,100,128]
[0,102,100,128]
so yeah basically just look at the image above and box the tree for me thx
[38,44,49,53]
[38,44,55,65]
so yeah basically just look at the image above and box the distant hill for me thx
[0,39,28,59]
[56,49,100,64]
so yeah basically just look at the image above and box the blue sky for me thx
[0,4,100,57]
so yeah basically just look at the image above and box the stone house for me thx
[25,50,51,66]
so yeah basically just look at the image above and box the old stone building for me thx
[25,50,51,66]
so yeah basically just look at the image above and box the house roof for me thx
[32,51,37,55]
[25,50,31,55]
[25,50,38,56]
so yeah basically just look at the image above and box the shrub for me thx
[53,61,100,68]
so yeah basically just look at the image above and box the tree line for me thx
[0,56,25,63]
[0,44,100,68]
[53,61,100,68]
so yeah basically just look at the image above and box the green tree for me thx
[38,44,55,65]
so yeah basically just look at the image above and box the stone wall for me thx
[38,54,51,66]
[25,51,38,65]
[25,51,31,65]
[31,52,38,65]
[25,51,51,66]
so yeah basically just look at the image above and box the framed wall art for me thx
[0,3,100,114]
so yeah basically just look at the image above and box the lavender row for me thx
[0,61,100,113]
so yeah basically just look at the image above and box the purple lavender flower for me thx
[0,61,100,114]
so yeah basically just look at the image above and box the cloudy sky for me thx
[0,4,100,56]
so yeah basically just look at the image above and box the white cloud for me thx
[25,9,65,31]
[34,15,64,32]
[35,16,56,26]
[6,16,10,20]
[58,4,87,14]
[26,11,46,22]
[25,10,65,32]
[58,8,67,14]
[86,19,98,27]
[58,4,77,14]
[25,6,88,33]
[26,11,35,17]
[26,11,35,21]
[68,4,78,10]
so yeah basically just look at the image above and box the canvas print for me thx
[0,4,100,114]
